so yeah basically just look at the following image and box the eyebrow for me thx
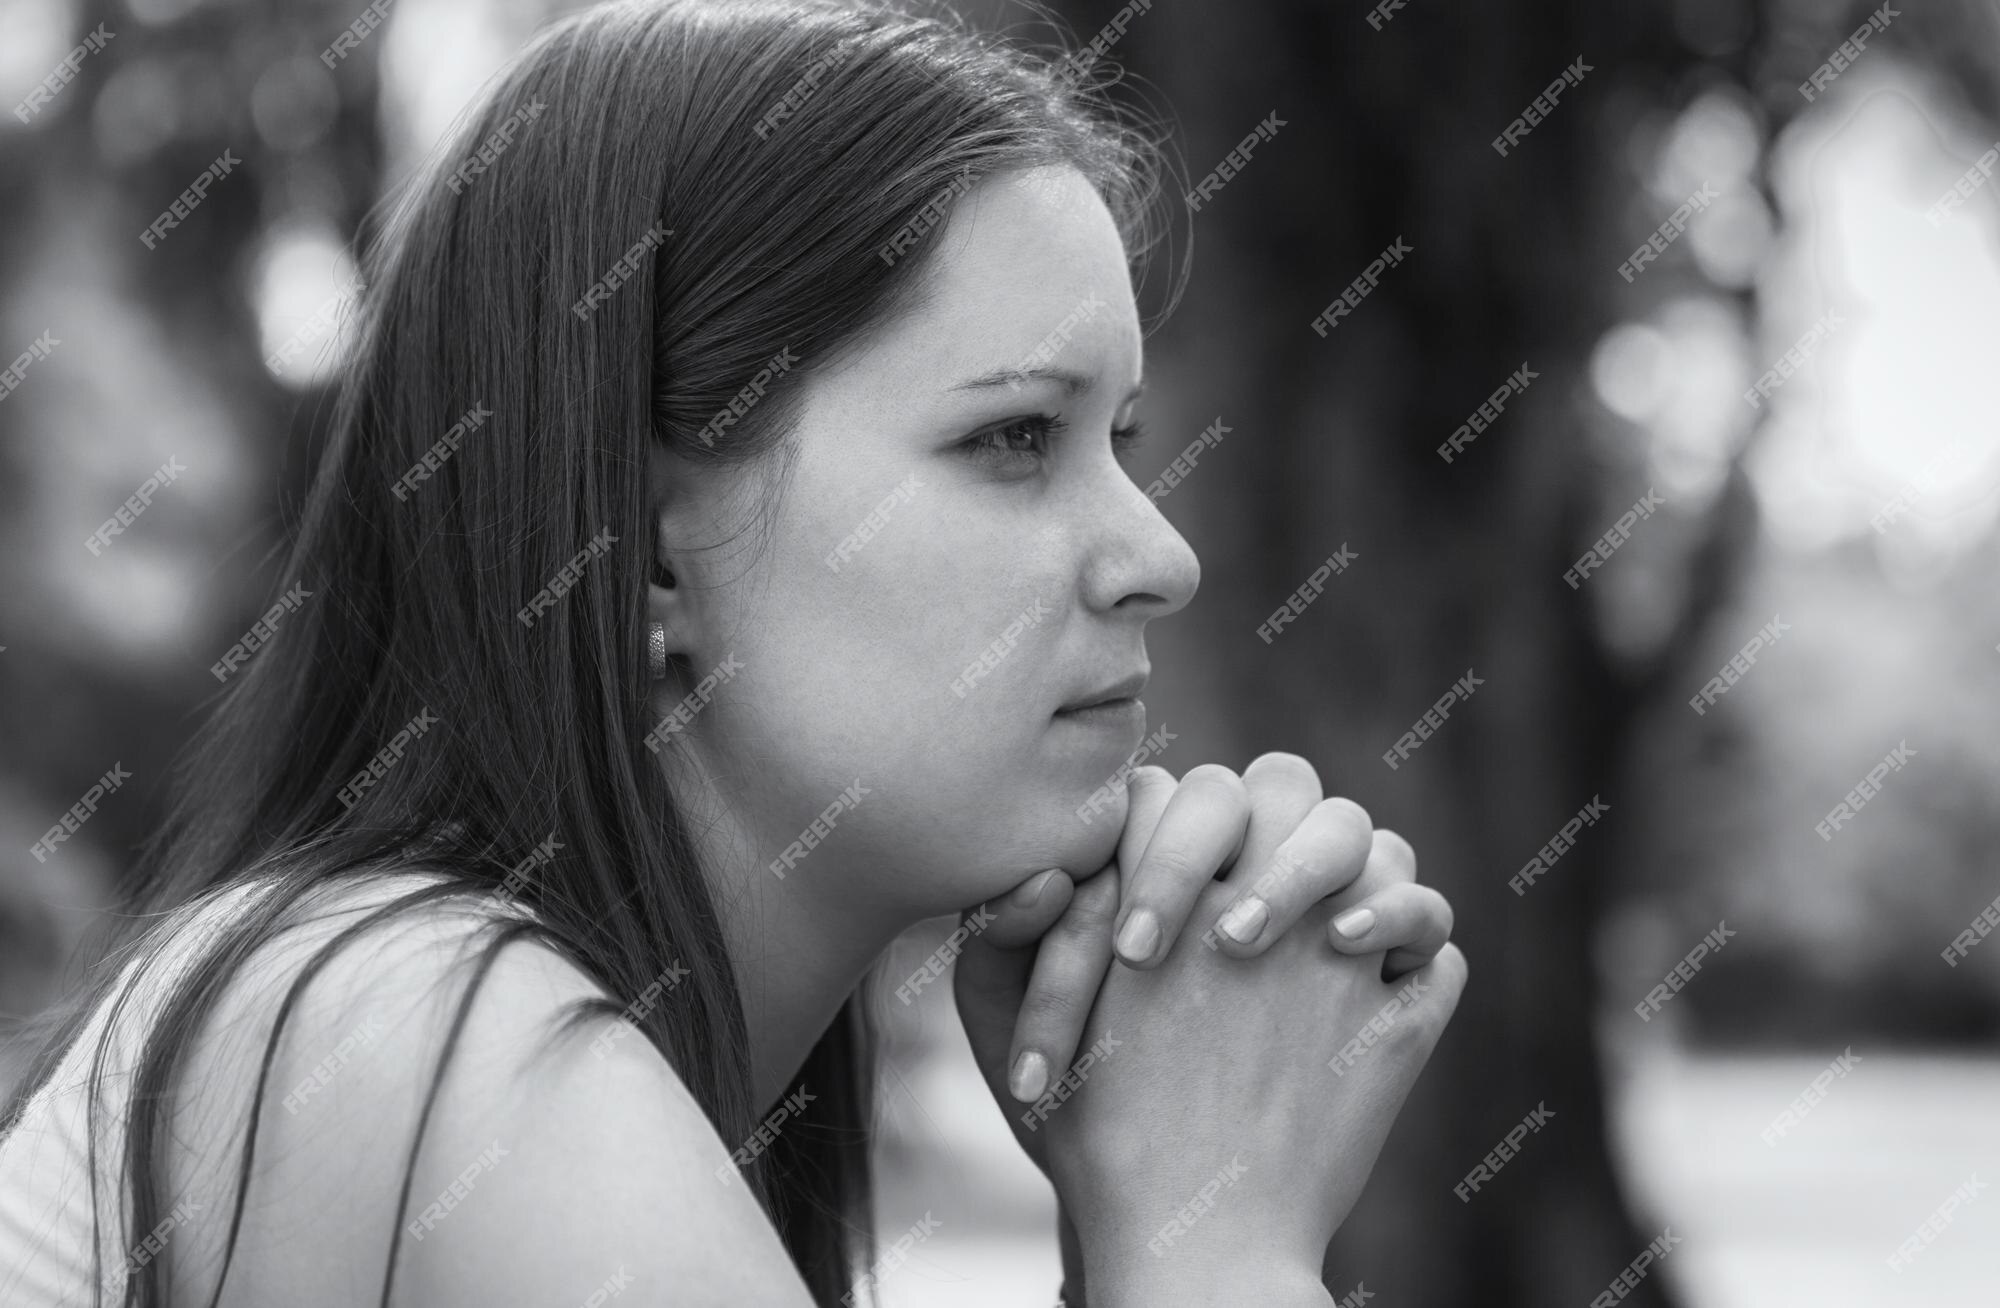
[947,365,1145,406]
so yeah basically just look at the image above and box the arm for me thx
[161,901,818,1306]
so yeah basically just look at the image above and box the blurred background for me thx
[3,0,1998,1304]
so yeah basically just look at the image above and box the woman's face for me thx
[649,164,1199,921]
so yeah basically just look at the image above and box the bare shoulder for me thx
[149,872,812,1308]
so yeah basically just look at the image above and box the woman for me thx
[0,1,1466,1304]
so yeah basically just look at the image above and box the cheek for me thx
[690,514,1022,791]
[704,500,1131,905]
[775,498,1061,734]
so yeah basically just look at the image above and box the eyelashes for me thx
[964,413,1148,467]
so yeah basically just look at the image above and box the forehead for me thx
[822,165,1142,396]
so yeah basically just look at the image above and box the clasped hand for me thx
[952,754,1467,1303]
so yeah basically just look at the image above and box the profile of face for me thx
[648,164,1200,923]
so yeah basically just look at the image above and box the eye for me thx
[965,413,1069,464]
[962,413,1148,472]
[1111,418,1146,465]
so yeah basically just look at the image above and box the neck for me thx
[667,754,905,1110]
[720,850,900,1109]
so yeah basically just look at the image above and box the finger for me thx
[969,867,1078,951]
[1324,881,1453,968]
[1112,764,1250,968]
[1207,797,1373,956]
[964,774,1175,1095]
[1196,753,1322,953]
[1342,941,1469,1094]
[951,868,1076,1072]
[1114,764,1179,892]
[1402,939,1470,1040]
[1316,825,1417,917]
[1003,868,1121,1103]
[1309,828,1431,975]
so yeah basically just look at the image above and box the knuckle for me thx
[1279,802,1374,893]
[1366,996,1430,1052]
[1019,985,1083,1034]
[1319,795,1373,837]
[1415,885,1454,939]
[1372,827,1417,874]
[1389,993,1448,1047]
[1073,863,1121,900]
[1137,840,1208,892]
[1181,762,1249,806]
[1425,943,1470,1010]
[1397,1009,1440,1049]
[1243,750,1322,798]
[1250,845,1308,901]
[1401,1006,1449,1050]
[1424,888,1456,936]
[1381,946,1468,1047]
[1058,877,1120,937]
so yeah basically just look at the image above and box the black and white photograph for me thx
[1,0,1996,1304]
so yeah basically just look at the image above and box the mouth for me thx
[1056,669,1149,714]
[1053,696,1145,726]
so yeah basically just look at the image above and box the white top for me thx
[0,868,480,1306]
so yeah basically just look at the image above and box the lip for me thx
[1057,670,1149,713]
[1053,696,1145,728]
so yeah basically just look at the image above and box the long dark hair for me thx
[1,0,1175,1303]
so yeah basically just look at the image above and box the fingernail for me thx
[1115,908,1160,963]
[1010,1050,1048,1102]
[1012,869,1060,909]
[1216,896,1269,944]
[1333,907,1376,939]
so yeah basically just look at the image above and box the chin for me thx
[881,758,1136,910]
[1035,784,1129,880]
[902,803,1124,919]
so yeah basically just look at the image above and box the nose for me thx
[1080,463,1201,618]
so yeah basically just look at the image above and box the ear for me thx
[645,443,701,658]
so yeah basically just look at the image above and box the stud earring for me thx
[647,621,668,680]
